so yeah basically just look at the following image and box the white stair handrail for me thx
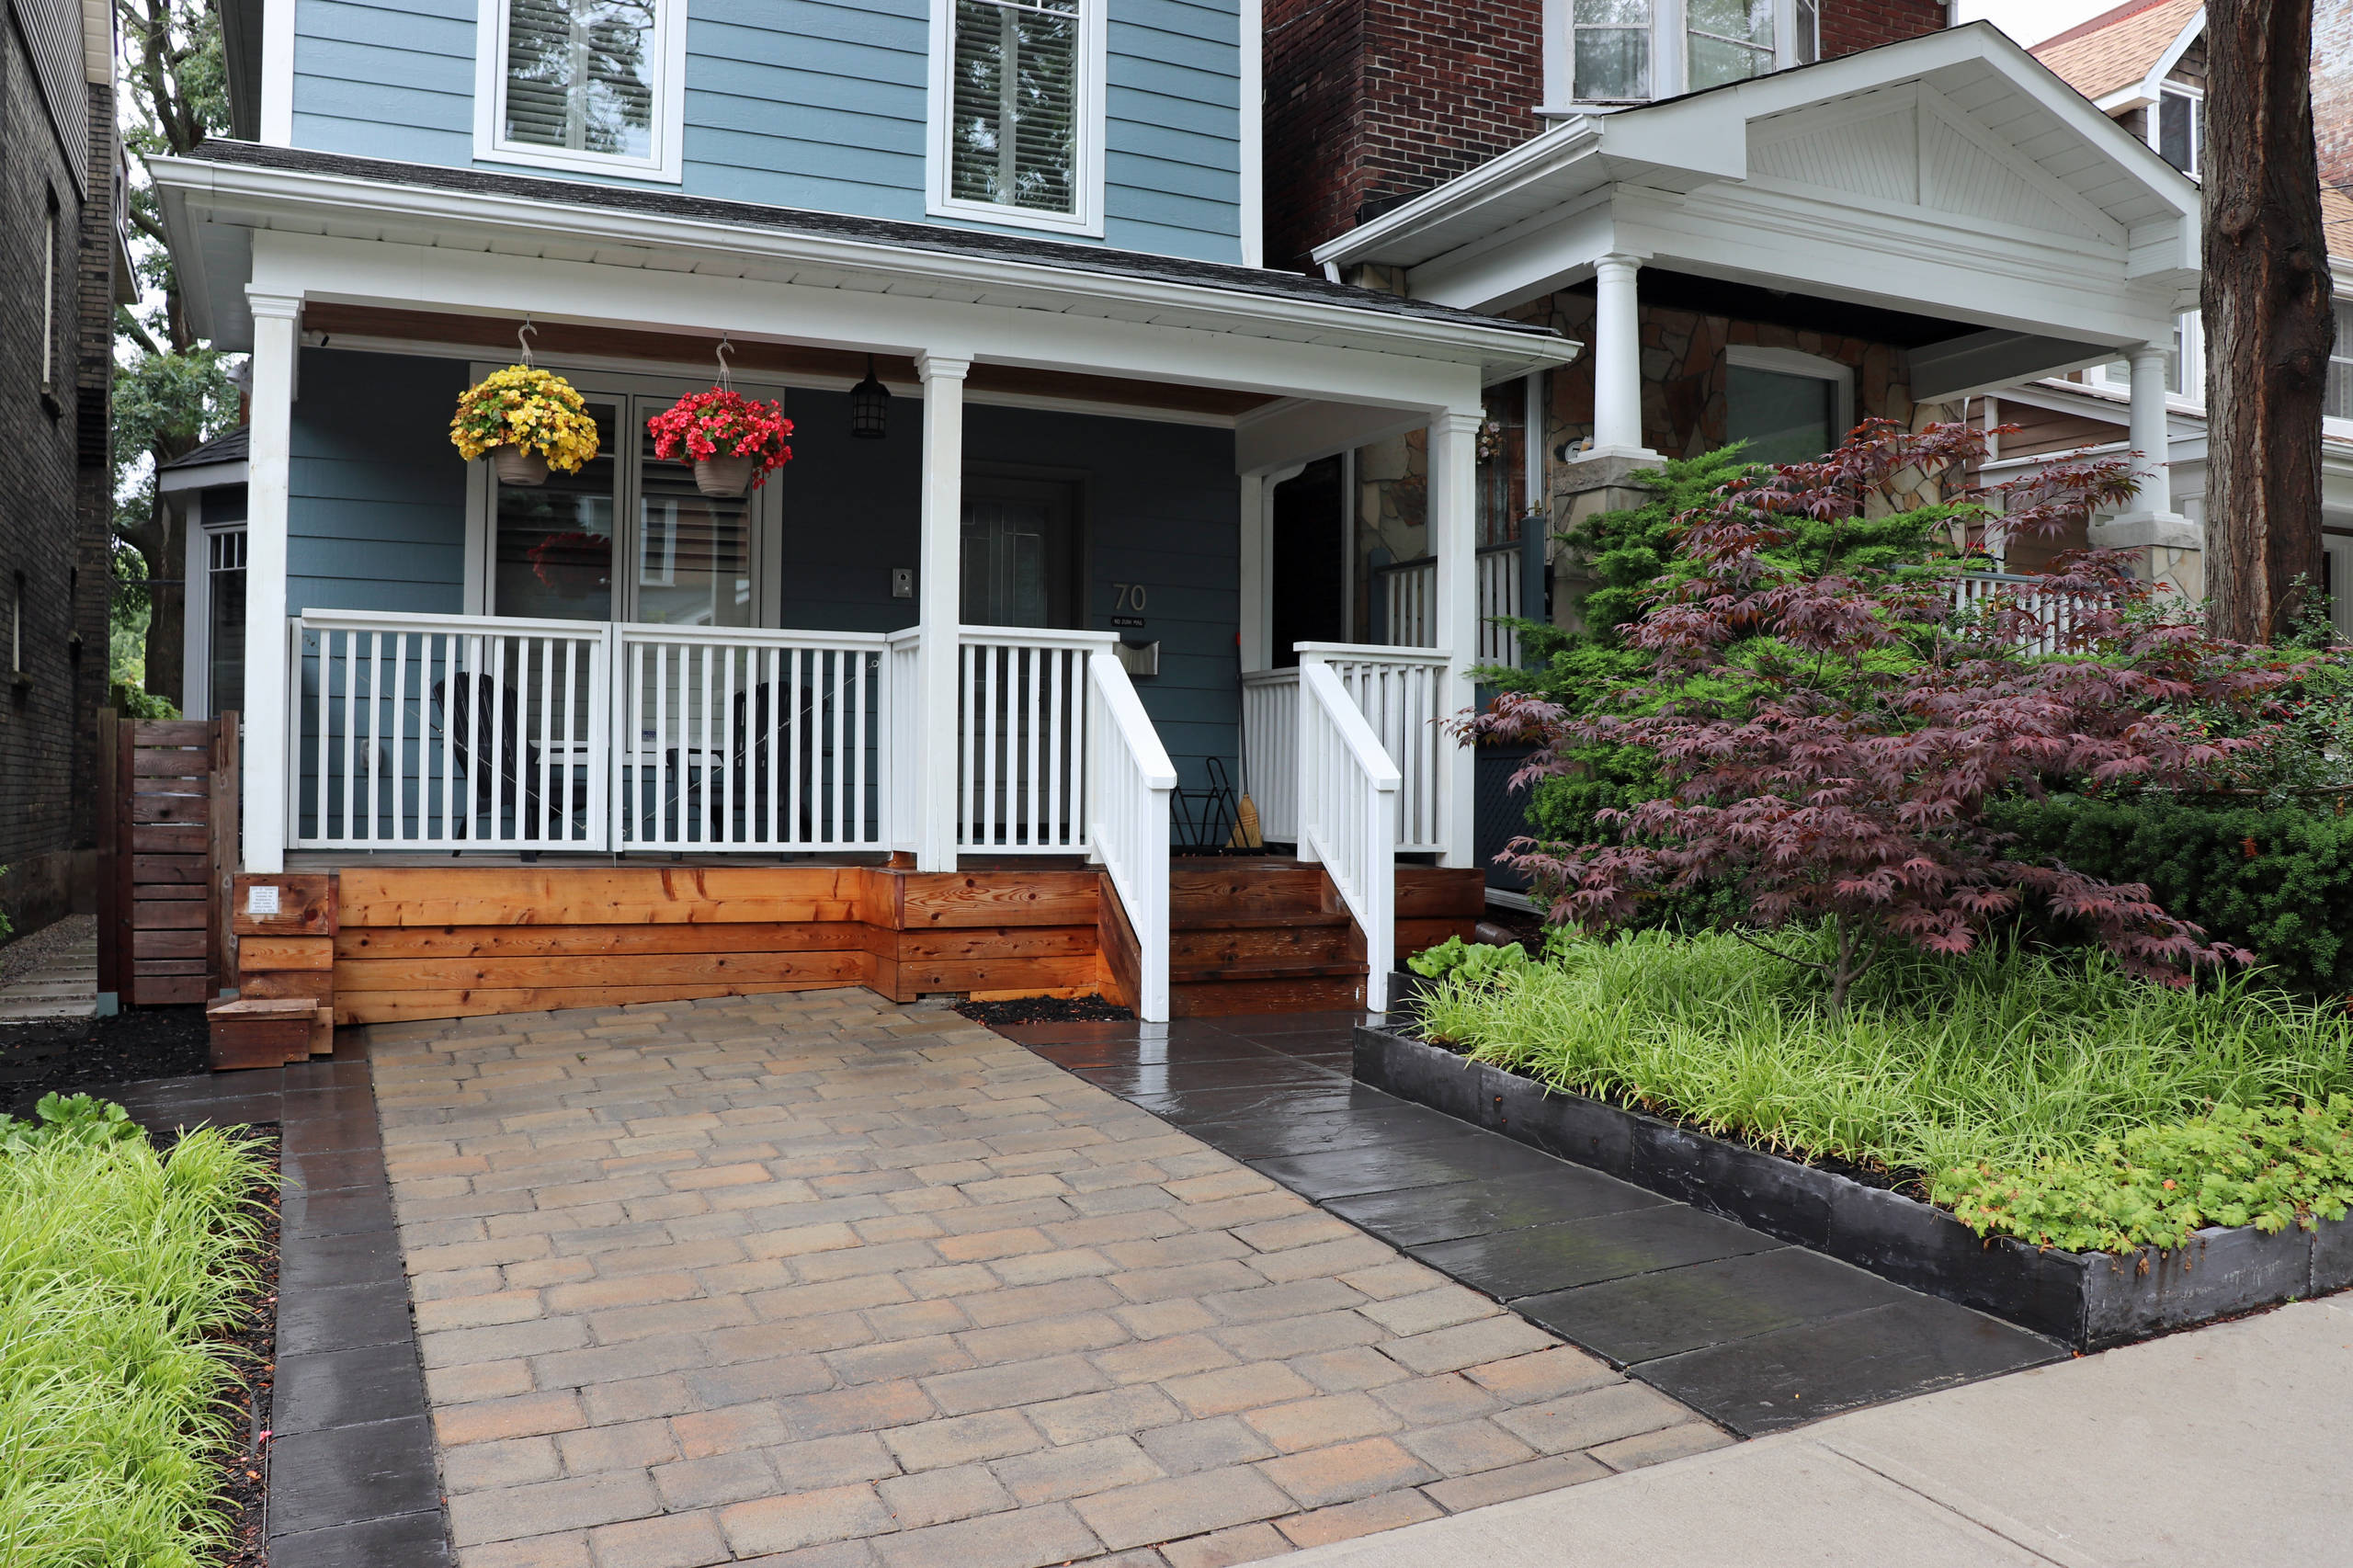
[1086,650,1176,1022]
[1296,656,1400,1012]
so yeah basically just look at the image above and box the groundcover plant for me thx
[1415,934,2353,1254]
[0,1096,271,1567]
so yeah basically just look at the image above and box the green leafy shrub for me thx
[1994,794,2353,1000]
[0,1093,141,1156]
[1416,928,2353,1251]
[1933,1098,2353,1253]
[0,1105,270,1567]
[1406,937,1532,985]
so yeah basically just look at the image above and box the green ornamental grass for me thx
[0,1100,271,1568]
[1416,932,2353,1254]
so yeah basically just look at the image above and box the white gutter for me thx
[150,154,1574,374]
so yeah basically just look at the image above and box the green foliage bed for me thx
[0,1096,271,1567]
[1414,934,2353,1254]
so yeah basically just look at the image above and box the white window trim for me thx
[924,0,1108,239]
[2324,534,2353,641]
[472,0,689,184]
[2151,82,2202,177]
[2086,310,2206,410]
[2325,292,2353,442]
[1725,344,1853,447]
[1541,0,1819,112]
[460,360,784,625]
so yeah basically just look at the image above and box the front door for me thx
[961,477,1077,629]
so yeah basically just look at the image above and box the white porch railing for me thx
[959,627,1107,854]
[1086,650,1176,1020]
[1297,659,1400,1012]
[1241,644,1452,856]
[1954,571,2083,656]
[290,611,611,852]
[1239,667,1301,844]
[1374,542,1529,665]
[614,625,885,852]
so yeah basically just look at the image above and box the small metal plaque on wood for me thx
[247,885,280,916]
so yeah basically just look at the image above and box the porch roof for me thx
[1310,22,2201,398]
[153,142,1568,388]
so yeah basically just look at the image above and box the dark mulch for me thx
[0,1006,211,1119]
[208,1129,280,1568]
[955,994,1138,1026]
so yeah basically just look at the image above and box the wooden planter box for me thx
[1355,1011,2352,1350]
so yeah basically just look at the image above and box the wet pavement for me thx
[999,1013,2065,1438]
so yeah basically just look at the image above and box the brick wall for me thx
[2317,0,2353,190]
[0,27,109,932]
[1264,0,1950,276]
[1819,0,1947,58]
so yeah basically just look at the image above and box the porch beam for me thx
[915,350,971,874]
[1427,406,1482,870]
[242,233,1522,415]
[242,290,301,875]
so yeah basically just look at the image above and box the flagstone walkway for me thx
[370,990,1731,1568]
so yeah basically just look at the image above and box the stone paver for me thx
[372,990,1724,1565]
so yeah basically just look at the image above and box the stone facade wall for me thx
[0,34,111,934]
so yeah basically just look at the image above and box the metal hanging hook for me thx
[517,315,538,366]
[714,335,735,392]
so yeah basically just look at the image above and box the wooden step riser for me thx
[1172,973,1367,1017]
[1171,926,1359,968]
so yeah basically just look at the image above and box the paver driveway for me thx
[369,989,1730,1568]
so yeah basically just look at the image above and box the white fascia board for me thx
[244,228,1505,414]
[1404,191,1620,317]
[159,460,251,493]
[1316,21,2199,278]
[152,156,1570,393]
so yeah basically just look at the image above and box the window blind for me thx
[950,0,1079,214]
[505,0,657,159]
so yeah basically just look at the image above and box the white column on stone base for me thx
[242,291,300,875]
[1589,254,1657,461]
[915,350,971,873]
[2126,342,2175,518]
[1427,406,1482,869]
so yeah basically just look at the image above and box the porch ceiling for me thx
[1313,23,2200,365]
[298,302,1278,423]
[153,143,1575,415]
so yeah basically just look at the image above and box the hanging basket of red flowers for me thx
[647,387,795,499]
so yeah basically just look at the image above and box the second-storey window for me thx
[1686,0,1772,90]
[478,0,683,180]
[2326,300,2353,425]
[1574,0,1653,103]
[951,0,1078,213]
[2155,85,2202,176]
[1562,0,1816,106]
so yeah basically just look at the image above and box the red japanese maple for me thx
[646,388,795,486]
[1476,420,2304,1013]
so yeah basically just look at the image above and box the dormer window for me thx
[2154,85,2201,176]
[1556,0,1817,108]
[926,0,1106,235]
[473,0,686,181]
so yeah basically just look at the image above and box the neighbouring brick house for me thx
[1,0,122,932]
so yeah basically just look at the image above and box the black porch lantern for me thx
[849,356,890,438]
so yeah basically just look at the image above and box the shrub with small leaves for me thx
[1406,937,1533,985]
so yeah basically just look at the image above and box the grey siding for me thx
[288,0,1242,259]
[288,349,471,615]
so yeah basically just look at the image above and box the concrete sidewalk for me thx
[1280,1292,2353,1567]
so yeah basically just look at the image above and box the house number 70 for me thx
[1112,583,1148,613]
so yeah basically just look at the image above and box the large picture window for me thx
[928,0,1104,234]
[475,0,685,181]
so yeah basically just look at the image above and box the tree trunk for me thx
[2202,0,2336,644]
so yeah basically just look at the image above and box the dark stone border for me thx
[111,1043,451,1567]
[1355,1014,2352,1350]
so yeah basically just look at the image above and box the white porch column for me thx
[242,291,300,875]
[1428,406,1482,869]
[2125,342,2175,518]
[1589,255,1656,461]
[915,350,971,873]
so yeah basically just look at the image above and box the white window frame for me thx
[2086,311,2205,409]
[472,0,688,184]
[2324,533,2353,642]
[2151,83,2202,177]
[183,509,251,721]
[2325,292,2353,442]
[925,0,1108,238]
[1544,0,1819,111]
[1724,344,1852,455]
[460,362,785,624]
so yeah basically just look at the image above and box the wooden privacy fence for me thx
[97,712,239,1006]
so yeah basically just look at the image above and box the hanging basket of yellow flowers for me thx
[449,365,600,487]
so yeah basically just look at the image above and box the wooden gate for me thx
[96,713,240,1007]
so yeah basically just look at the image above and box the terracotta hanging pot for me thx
[493,445,551,487]
[694,454,756,498]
